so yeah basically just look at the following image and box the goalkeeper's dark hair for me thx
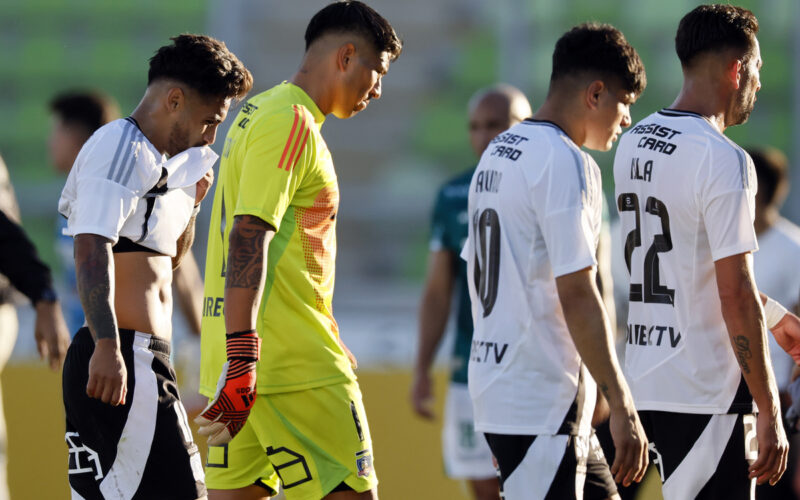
[305,1,402,60]
[550,23,646,96]
[148,34,253,100]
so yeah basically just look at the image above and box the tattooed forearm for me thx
[173,214,196,270]
[734,335,752,374]
[74,234,118,341]
[225,215,271,290]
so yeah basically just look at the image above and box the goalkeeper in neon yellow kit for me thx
[195,2,402,499]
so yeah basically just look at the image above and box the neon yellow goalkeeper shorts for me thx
[204,380,377,499]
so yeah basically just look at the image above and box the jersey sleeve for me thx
[537,150,599,277]
[59,123,160,243]
[234,106,313,230]
[702,146,758,261]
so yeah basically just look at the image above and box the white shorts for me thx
[442,382,496,479]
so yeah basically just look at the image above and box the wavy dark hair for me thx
[148,34,253,100]
[676,4,758,67]
[551,23,646,96]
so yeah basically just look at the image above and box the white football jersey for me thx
[614,109,758,414]
[754,217,800,392]
[462,119,601,436]
[59,118,218,256]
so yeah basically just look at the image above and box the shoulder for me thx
[247,98,317,148]
[548,133,590,187]
[81,119,137,155]
[73,118,161,192]
[704,134,753,190]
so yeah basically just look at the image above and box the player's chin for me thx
[595,139,615,152]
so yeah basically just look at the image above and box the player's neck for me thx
[129,103,169,155]
[532,98,585,147]
[670,80,730,133]
[290,71,331,116]
[291,49,335,116]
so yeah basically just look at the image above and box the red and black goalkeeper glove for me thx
[194,330,261,445]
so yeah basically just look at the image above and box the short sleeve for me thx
[703,147,758,261]
[59,122,161,243]
[234,106,314,230]
[537,148,599,277]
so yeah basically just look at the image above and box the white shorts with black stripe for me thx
[442,383,496,480]
[485,432,617,500]
[640,410,757,500]
[63,327,206,499]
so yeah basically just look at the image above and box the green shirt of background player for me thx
[410,84,531,500]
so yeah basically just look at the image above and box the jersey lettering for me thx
[203,296,224,317]
[630,158,653,182]
[626,323,681,348]
[474,170,502,193]
[470,340,509,364]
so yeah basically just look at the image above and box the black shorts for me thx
[63,327,206,500]
[640,410,756,500]
[485,432,617,500]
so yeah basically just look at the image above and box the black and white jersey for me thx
[462,119,602,436]
[613,109,758,414]
[58,118,217,256]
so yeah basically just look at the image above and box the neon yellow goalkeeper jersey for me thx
[200,82,354,396]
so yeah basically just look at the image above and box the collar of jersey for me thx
[658,108,723,134]
[283,81,325,125]
[658,108,704,118]
[124,116,167,163]
[523,118,577,144]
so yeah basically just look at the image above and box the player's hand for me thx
[338,336,358,370]
[194,330,260,445]
[750,407,789,485]
[194,168,214,206]
[771,311,800,363]
[87,338,127,406]
[410,371,435,419]
[34,300,70,370]
[608,404,648,487]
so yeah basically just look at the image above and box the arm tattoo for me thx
[734,335,752,374]
[225,215,269,290]
[75,235,118,341]
[173,214,196,270]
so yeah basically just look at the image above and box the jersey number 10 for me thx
[472,208,501,317]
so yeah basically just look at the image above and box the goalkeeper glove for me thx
[194,329,260,445]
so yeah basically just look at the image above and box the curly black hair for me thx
[148,34,253,100]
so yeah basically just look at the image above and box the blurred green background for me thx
[1,0,796,283]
